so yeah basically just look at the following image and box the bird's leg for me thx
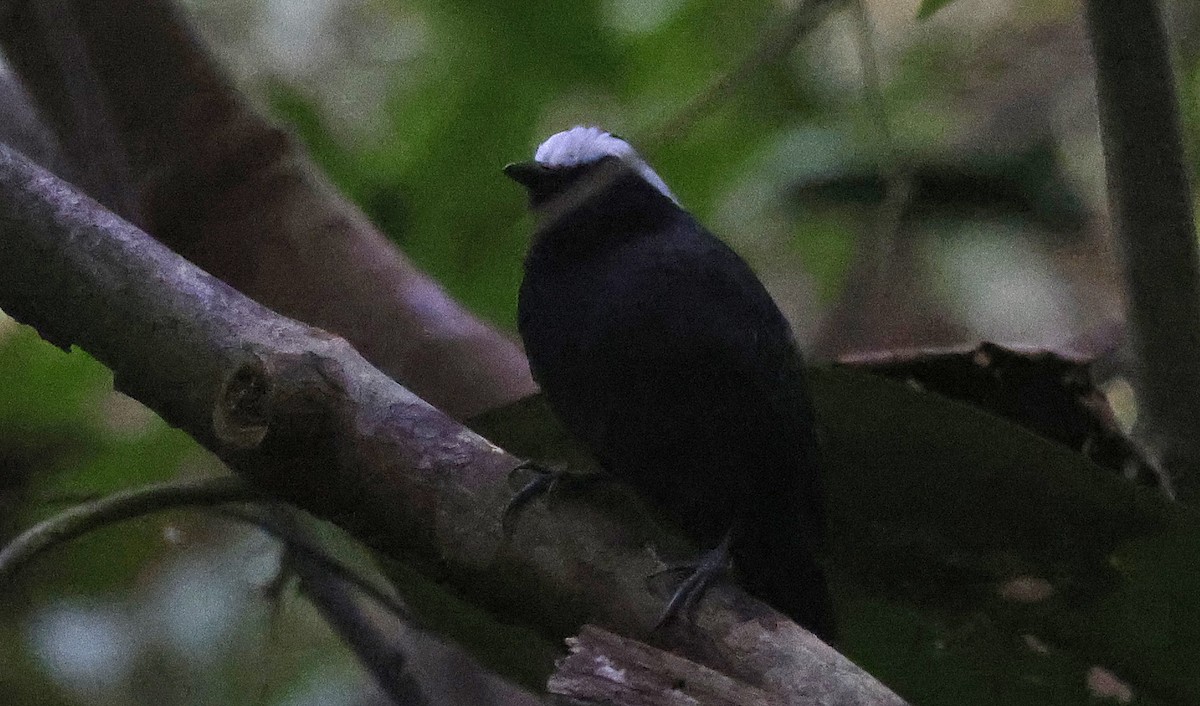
[501,459,604,533]
[653,531,733,630]
[502,460,560,533]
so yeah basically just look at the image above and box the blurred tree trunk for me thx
[1085,0,1200,501]
[0,0,535,423]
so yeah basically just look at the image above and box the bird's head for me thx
[505,127,679,222]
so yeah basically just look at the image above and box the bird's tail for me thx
[732,522,836,643]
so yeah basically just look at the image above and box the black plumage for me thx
[506,133,834,640]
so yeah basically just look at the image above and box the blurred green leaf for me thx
[0,326,109,431]
[812,367,1190,705]
[0,324,209,592]
[268,0,813,331]
[473,367,1197,705]
[916,0,958,20]
[789,213,858,301]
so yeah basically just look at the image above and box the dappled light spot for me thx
[997,576,1054,603]
[97,390,160,439]
[1086,666,1133,703]
[1022,634,1050,654]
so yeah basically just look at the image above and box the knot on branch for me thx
[214,356,270,449]
[212,346,351,500]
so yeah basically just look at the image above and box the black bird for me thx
[505,126,834,640]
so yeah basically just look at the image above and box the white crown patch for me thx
[533,126,678,204]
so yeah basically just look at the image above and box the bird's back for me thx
[519,212,824,550]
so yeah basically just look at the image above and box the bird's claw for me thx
[653,533,733,631]
[501,460,603,534]
[501,460,559,534]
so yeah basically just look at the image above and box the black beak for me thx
[503,161,551,189]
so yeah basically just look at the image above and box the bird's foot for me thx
[501,460,602,534]
[653,533,733,630]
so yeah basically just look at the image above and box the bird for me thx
[504,126,834,641]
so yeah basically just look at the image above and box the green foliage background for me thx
[265,0,826,330]
[2,0,1200,704]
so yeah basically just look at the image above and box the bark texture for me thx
[0,144,907,706]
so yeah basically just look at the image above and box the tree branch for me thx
[0,476,263,581]
[213,504,418,626]
[220,505,538,705]
[267,507,430,706]
[0,5,537,698]
[0,0,535,420]
[297,561,430,706]
[548,626,773,706]
[1084,0,1200,501]
[0,143,905,705]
